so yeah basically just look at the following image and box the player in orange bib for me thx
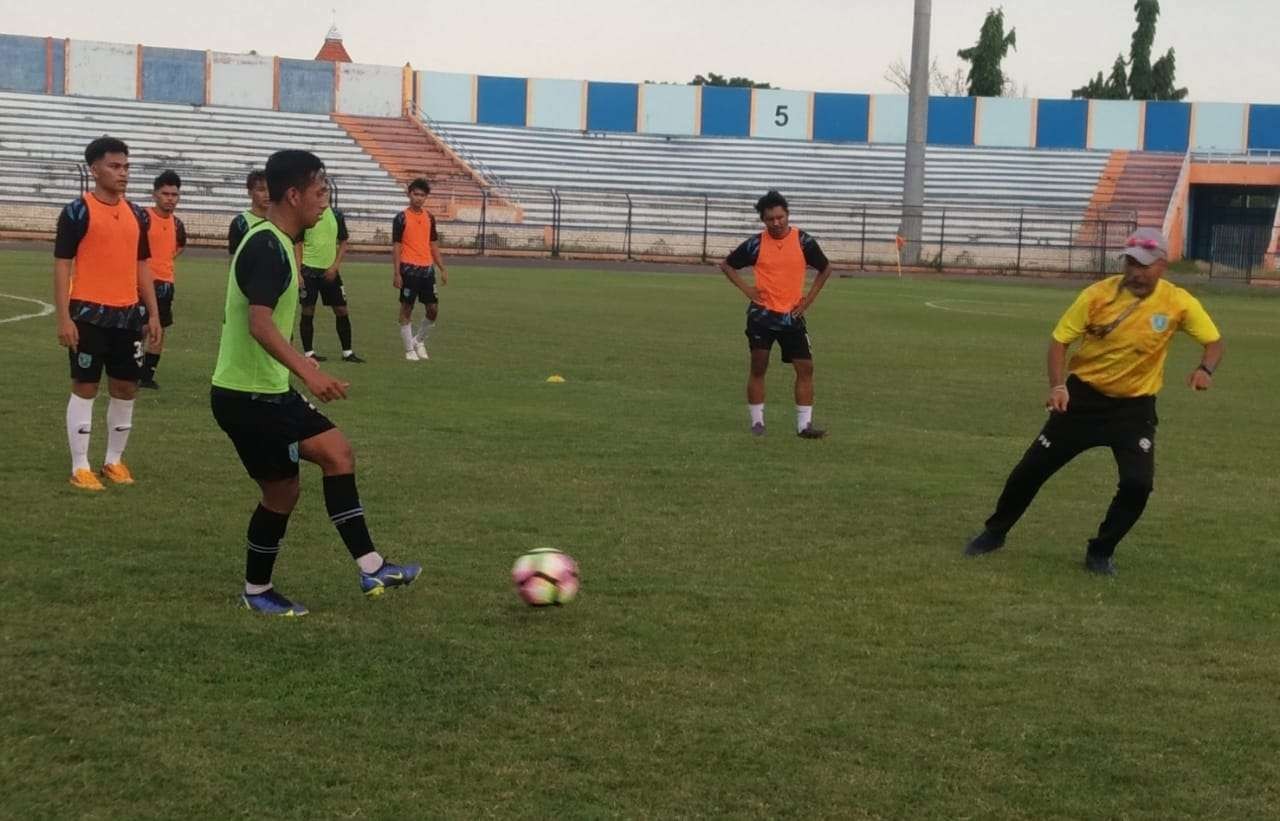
[964,228,1226,576]
[719,190,834,438]
[53,137,162,491]
[140,170,187,389]
[391,177,450,361]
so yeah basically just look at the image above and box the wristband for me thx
[1197,364,1215,377]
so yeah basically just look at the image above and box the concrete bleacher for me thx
[430,122,1114,209]
[422,121,1138,267]
[0,90,406,237]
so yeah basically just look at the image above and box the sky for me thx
[2,0,1276,102]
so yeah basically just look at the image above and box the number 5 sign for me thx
[752,89,810,139]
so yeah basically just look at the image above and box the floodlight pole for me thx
[899,0,932,266]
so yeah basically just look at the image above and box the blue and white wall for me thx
[1,31,1278,151]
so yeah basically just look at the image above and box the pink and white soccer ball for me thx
[512,548,580,606]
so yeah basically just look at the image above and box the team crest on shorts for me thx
[1139,437,1152,453]
[77,352,92,369]
[1150,313,1169,332]
[288,442,300,463]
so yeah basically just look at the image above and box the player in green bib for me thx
[295,203,364,363]
[210,149,421,617]
[226,169,268,256]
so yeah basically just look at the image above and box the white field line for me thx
[0,293,55,325]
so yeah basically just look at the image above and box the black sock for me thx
[336,315,353,351]
[245,504,291,586]
[322,473,374,561]
[300,313,315,353]
[142,352,160,381]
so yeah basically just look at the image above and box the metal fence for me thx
[0,155,1141,276]
[1207,224,1277,282]
[407,184,1138,276]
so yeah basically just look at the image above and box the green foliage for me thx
[1128,0,1159,99]
[957,7,1017,97]
[1074,1,1187,100]
[3,250,1278,817]
[690,72,771,89]
[1151,48,1189,101]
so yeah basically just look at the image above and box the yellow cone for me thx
[546,374,566,383]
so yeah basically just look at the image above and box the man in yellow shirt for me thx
[965,228,1225,575]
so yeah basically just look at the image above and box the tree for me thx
[1073,1,1187,100]
[884,57,968,97]
[1074,54,1130,100]
[1127,0,1159,99]
[1150,48,1187,101]
[957,8,1017,97]
[689,73,771,89]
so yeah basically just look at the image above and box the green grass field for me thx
[3,247,1279,819]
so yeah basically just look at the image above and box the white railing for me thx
[1191,149,1280,165]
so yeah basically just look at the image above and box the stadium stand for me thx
[1108,152,1186,229]
[414,119,1146,268]
[0,90,406,236]
[330,114,479,189]
[429,121,1113,210]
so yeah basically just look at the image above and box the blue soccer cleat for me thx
[360,560,423,598]
[240,588,309,617]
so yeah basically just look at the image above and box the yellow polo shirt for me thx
[1052,276,1221,398]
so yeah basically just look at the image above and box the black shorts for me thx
[210,387,336,481]
[745,303,811,363]
[399,264,438,306]
[70,322,143,383]
[154,281,175,327]
[299,267,348,308]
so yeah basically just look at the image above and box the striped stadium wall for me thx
[5,31,1279,155]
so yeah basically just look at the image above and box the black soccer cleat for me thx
[964,529,1006,557]
[797,425,827,440]
[1084,553,1117,577]
[138,378,160,390]
[342,353,366,364]
[305,352,328,362]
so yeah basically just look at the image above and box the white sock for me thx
[104,398,135,465]
[749,403,765,426]
[796,405,813,433]
[244,582,272,595]
[398,323,415,352]
[66,394,94,472]
[342,349,353,357]
[357,551,385,574]
[305,350,316,357]
[415,319,434,344]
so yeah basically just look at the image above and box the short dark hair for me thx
[755,190,789,217]
[85,136,129,165]
[407,177,431,195]
[153,170,181,190]
[245,169,267,191]
[263,150,326,203]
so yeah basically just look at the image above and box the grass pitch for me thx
[2,247,1279,819]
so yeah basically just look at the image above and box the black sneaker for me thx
[964,529,1005,556]
[750,422,766,437]
[305,352,328,362]
[797,425,827,439]
[1084,553,1117,576]
[342,352,366,363]
[139,378,160,390]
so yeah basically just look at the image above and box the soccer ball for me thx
[512,548,580,606]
